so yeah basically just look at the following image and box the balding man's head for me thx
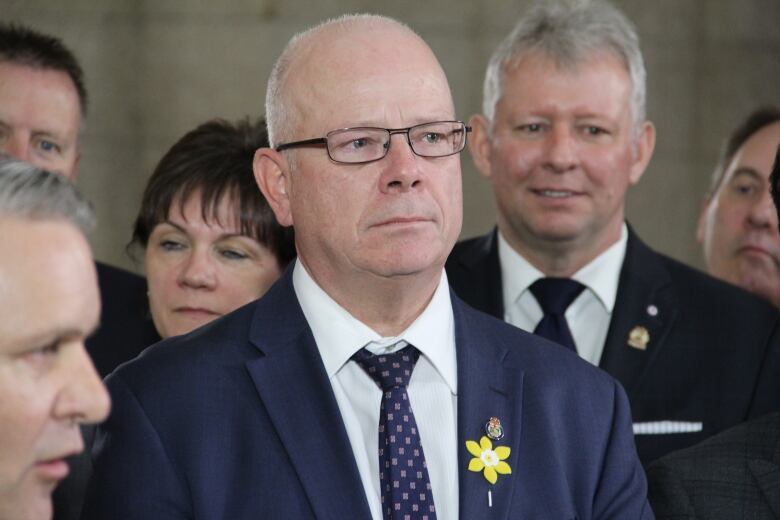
[254,15,465,326]
[265,14,451,148]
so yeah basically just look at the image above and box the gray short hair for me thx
[265,14,415,148]
[0,157,95,233]
[483,0,646,134]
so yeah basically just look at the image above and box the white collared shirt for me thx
[293,261,459,520]
[499,224,628,366]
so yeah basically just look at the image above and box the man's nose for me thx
[54,343,111,426]
[748,188,778,230]
[543,126,577,173]
[379,133,423,192]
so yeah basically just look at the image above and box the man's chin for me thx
[0,486,54,520]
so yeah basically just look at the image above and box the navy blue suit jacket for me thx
[90,262,159,376]
[445,227,780,465]
[82,270,652,519]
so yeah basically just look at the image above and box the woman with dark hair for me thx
[131,117,295,338]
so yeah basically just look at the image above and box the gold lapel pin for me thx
[627,326,650,350]
[485,416,504,440]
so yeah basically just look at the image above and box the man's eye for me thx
[517,123,544,134]
[421,132,443,144]
[734,183,757,196]
[23,342,61,365]
[37,140,61,153]
[585,126,607,136]
[349,137,370,149]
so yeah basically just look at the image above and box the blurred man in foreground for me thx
[0,158,109,520]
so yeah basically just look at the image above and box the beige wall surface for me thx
[5,0,780,273]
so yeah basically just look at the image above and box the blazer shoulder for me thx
[654,249,780,321]
[447,232,494,269]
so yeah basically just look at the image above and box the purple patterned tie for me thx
[352,345,437,520]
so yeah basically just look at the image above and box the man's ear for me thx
[468,114,494,180]
[628,121,656,185]
[254,148,294,227]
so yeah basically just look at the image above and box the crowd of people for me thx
[0,1,778,519]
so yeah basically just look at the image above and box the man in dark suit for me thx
[0,23,159,376]
[646,146,780,519]
[82,14,652,519]
[445,0,780,466]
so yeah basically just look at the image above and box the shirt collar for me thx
[498,223,628,313]
[292,260,457,393]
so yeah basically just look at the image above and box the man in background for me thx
[648,145,780,519]
[446,0,780,465]
[0,23,158,520]
[698,107,780,308]
[0,23,159,376]
[0,158,110,520]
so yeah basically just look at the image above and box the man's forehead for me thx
[286,24,453,131]
[0,62,82,120]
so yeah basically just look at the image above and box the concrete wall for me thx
[5,0,780,273]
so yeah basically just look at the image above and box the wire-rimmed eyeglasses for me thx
[275,120,472,164]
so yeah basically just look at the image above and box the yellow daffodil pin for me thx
[466,436,512,484]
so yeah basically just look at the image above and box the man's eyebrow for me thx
[4,325,96,353]
[731,167,763,182]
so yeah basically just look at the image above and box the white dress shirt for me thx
[499,224,628,366]
[293,261,459,520]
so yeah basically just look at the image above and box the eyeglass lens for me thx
[327,122,466,163]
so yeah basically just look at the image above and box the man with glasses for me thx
[83,14,651,518]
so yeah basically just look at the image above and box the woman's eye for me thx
[159,239,185,251]
[220,249,248,260]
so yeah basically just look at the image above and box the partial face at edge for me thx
[698,122,780,308]
[0,63,81,180]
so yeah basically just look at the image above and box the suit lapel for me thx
[748,432,780,518]
[450,229,505,319]
[454,296,523,520]
[244,273,372,519]
[599,228,679,394]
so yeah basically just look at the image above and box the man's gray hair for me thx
[483,0,647,135]
[0,157,95,233]
[265,13,415,148]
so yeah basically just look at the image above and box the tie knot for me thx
[352,345,420,392]
[529,277,585,316]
